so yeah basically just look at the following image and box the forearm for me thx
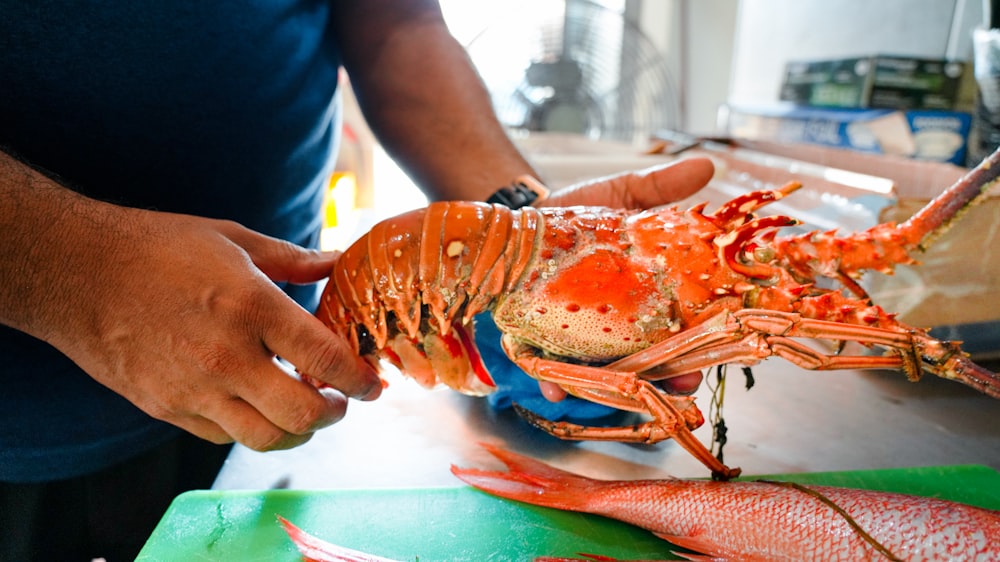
[0,149,127,346]
[332,0,539,201]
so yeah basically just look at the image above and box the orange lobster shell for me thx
[315,150,1000,479]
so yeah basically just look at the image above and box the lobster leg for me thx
[503,338,741,480]
[502,307,996,478]
[608,310,1000,399]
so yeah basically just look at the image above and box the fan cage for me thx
[464,0,678,144]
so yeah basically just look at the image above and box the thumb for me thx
[223,223,339,284]
[627,156,715,208]
[549,156,715,209]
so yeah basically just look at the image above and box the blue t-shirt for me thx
[0,1,342,482]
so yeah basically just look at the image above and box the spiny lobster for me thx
[313,149,1000,480]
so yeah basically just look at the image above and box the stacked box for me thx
[780,58,869,108]
[725,104,971,165]
[780,55,967,110]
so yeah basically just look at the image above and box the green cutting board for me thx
[137,464,1000,561]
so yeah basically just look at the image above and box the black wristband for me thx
[485,175,549,209]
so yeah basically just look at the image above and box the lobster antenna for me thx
[903,146,1000,249]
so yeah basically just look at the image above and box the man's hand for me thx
[66,211,383,451]
[1,151,381,451]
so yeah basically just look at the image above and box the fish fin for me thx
[533,556,618,562]
[653,533,729,562]
[450,443,599,512]
[276,515,401,562]
[670,554,729,562]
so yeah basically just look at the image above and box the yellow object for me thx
[324,172,357,229]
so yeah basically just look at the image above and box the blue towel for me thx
[474,313,621,422]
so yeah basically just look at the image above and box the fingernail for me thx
[359,377,385,401]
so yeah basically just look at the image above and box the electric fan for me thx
[464,0,679,144]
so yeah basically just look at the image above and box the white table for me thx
[213,358,1000,490]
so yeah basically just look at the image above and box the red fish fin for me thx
[534,552,684,562]
[276,515,401,562]
[450,443,599,512]
[534,552,636,562]
[652,533,730,562]
[534,552,648,562]
[666,554,728,562]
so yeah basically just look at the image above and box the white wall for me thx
[681,0,739,133]
[728,0,982,106]
[635,0,739,135]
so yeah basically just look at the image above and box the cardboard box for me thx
[780,55,967,110]
[724,103,972,166]
[780,57,870,108]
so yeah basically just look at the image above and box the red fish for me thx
[450,444,1000,561]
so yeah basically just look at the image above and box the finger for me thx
[618,156,715,209]
[157,356,346,450]
[539,381,568,402]
[656,371,704,396]
[262,298,383,401]
[205,394,316,452]
[549,156,715,208]
[156,412,234,445]
[222,222,340,284]
[240,360,350,436]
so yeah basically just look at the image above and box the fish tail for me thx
[450,443,601,512]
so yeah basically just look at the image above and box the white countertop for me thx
[213,358,1000,490]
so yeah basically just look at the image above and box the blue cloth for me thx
[475,314,619,422]
[0,1,341,482]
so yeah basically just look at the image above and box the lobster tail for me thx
[319,207,425,354]
[416,203,541,333]
[317,202,542,394]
